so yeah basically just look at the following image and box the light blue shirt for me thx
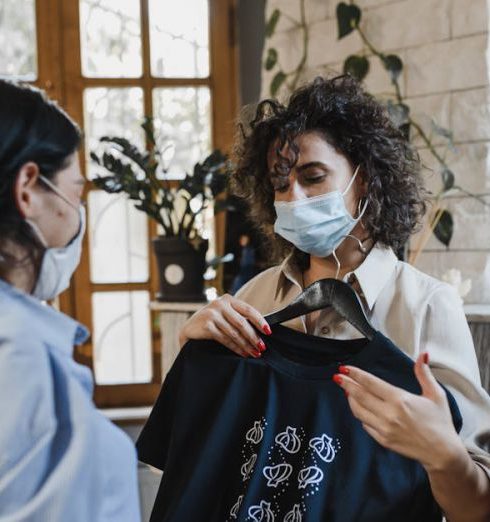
[0,279,140,521]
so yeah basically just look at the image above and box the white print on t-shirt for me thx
[230,494,244,519]
[275,426,301,454]
[246,421,265,444]
[309,434,336,463]
[248,500,275,522]
[284,504,302,522]
[298,466,324,489]
[241,453,257,482]
[263,463,293,487]
[228,419,342,521]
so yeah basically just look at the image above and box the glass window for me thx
[79,0,142,78]
[149,0,209,78]
[0,0,37,79]
[83,87,145,179]
[88,191,149,283]
[153,86,211,176]
[92,291,152,384]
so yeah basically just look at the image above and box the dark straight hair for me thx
[0,80,81,277]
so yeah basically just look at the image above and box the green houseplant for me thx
[91,117,233,302]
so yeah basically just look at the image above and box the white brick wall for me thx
[262,0,490,303]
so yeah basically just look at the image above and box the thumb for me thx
[413,352,444,402]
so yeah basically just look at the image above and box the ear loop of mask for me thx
[331,234,369,281]
[38,175,79,211]
[341,164,361,196]
[25,175,81,248]
[330,166,370,279]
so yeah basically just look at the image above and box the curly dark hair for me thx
[232,75,427,263]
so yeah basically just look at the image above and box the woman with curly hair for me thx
[178,76,490,520]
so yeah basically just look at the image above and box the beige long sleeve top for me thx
[235,244,490,477]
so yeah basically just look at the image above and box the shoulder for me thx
[0,290,47,360]
[234,264,284,312]
[394,260,461,310]
[0,301,56,478]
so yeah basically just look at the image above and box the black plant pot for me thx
[152,237,208,302]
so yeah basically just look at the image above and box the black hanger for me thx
[264,278,376,340]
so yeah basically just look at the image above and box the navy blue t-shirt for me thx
[137,325,462,522]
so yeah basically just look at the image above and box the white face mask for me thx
[273,165,368,258]
[26,175,85,301]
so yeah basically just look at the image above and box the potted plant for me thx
[91,117,233,302]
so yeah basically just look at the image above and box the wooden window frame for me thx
[31,0,238,407]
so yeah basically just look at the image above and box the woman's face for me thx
[267,131,364,216]
[16,152,85,248]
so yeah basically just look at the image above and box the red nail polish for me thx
[263,324,272,336]
[344,390,349,397]
[338,365,350,375]
[332,374,343,385]
[423,352,429,364]
[257,340,266,352]
[253,350,262,358]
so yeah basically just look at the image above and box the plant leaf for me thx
[336,2,361,39]
[99,136,149,171]
[343,55,369,82]
[433,210,453,247]
[431,119,453,141]
[206,253,234,268]
[90,152,101,165]
[382,54,403,82]
[270,71,287,96]
[265,9,281,38]
[441,167,455,191]
[265,48,278,71]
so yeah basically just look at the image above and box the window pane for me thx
[92,291,152,384]
[0,0,37,79]
[84,87,145,180]
[153,87,211,176]
[149,0,209,78]
[88,191,149,283]
[80,0,142,78]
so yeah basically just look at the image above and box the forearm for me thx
[425,442,490,522]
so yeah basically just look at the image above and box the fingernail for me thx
[257,340,266,352]
[252,350,262,358]
[423,352,429,365]
[338,365,350,375]
[262,324,272,336]
[332,374,343,385]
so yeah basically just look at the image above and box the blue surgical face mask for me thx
[273,165,368,258]
[26,175,85,301]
